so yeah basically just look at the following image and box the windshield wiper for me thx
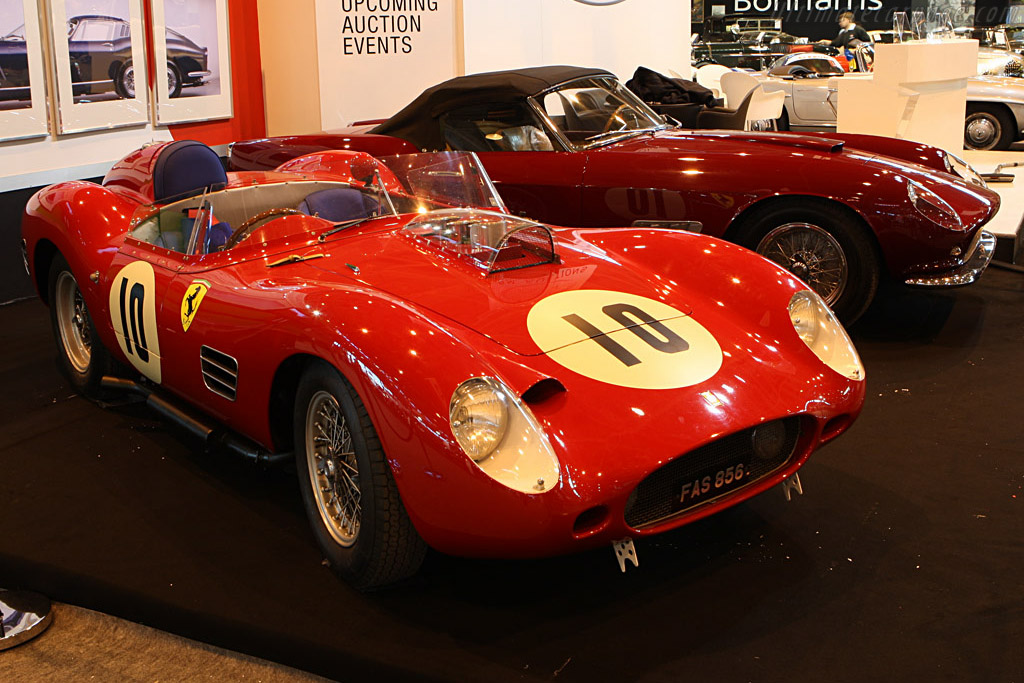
[583,127,662,145]
[317,216,376,243]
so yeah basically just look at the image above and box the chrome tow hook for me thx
[612,538,638,572]
[782,472,804,502]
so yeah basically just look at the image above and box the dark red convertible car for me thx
[23,140,864,588]
[230,65,999,323]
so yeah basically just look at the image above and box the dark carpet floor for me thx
[1,270,1021,683]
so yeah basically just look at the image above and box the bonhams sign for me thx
[340,0,442,55]
[706,0,914,35]
[731,0,882,12]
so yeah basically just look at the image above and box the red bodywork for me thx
[231,126,999,283]
[23,146,864,558]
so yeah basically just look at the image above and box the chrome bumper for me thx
[904,230,996,287]
[188,71,211,79]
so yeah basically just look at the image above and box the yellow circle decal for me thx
[527,290,723,389]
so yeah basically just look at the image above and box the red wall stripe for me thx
[167,0,267,145]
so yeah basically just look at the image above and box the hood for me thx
[311,225,699,356]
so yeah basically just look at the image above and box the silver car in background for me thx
[754,50,1024,150]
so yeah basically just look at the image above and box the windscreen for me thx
[531,77,667,150]
[380,152,506,213]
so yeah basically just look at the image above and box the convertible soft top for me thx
[372,65,612,150]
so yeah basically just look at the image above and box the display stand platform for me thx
[964,150,1024,263]
[1,282,1022,682]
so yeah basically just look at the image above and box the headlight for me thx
[907,180,962,230]
[788,290,864,381]
[450,378,508,461]
[943,151,987,189]
[449,377,560,493]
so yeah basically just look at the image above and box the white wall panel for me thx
[462,0,690,82]
[313,0,459,130]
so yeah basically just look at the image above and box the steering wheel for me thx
[224,208,304,249]
[603,104,642,133]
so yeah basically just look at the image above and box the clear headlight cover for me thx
[450,378,508,461]
[944,151,987,189]
[449,377,560,494]
[788,290,865,381]
[907,179,962,230]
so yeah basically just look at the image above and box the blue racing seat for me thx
[153,140,228,203]
[298,188,379,222]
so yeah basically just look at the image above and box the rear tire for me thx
[736,201,880,325]
[166,62,182,99]
[964,104,1015,151]
[293,361,426,590]
[47,254,111,397]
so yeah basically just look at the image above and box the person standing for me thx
[817,11,872,61]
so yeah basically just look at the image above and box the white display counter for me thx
[836,39,978,153]
[963,150,1024,262]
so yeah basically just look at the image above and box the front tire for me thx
[47,254,111,397]
[737,202,880,324]
[964,104,1015,150]
[294,361,426,590]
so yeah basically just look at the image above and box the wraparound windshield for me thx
[530,77,668,150]
[128,151,508,255]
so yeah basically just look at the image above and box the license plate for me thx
[680,463,747,503]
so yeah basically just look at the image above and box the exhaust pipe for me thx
[100,376,291,466]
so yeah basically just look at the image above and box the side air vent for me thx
[200,346,238,401]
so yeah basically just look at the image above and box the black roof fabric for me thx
[371,65,613,151]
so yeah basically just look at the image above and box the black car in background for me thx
[0,15,209,102]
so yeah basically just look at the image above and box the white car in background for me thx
[754,50,1024,150]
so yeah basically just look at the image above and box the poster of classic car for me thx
[0,1,212,103]
[0,0,32,108]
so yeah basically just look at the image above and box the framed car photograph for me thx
[150,0,232,125]
[0,0,49,140]
[46,0,150,134]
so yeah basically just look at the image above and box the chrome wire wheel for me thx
[167,65,178,95]
[305,390,361,547]
[122,65,135,98]
[965,112,999,150]
[54,271,92,375]
[757,222,848,305]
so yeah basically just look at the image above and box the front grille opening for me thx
[624,417,801,529]
[572,505,610,538]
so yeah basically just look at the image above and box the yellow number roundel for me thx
[526,289,723,390]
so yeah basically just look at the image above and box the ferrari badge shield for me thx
[181,280,210,332]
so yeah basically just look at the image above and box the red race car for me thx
[230,65,999,324]
[23,141,865,589]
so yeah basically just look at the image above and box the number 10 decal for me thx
[562,303,690,367]
[109,261,162,384]
[527,290,723,390]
